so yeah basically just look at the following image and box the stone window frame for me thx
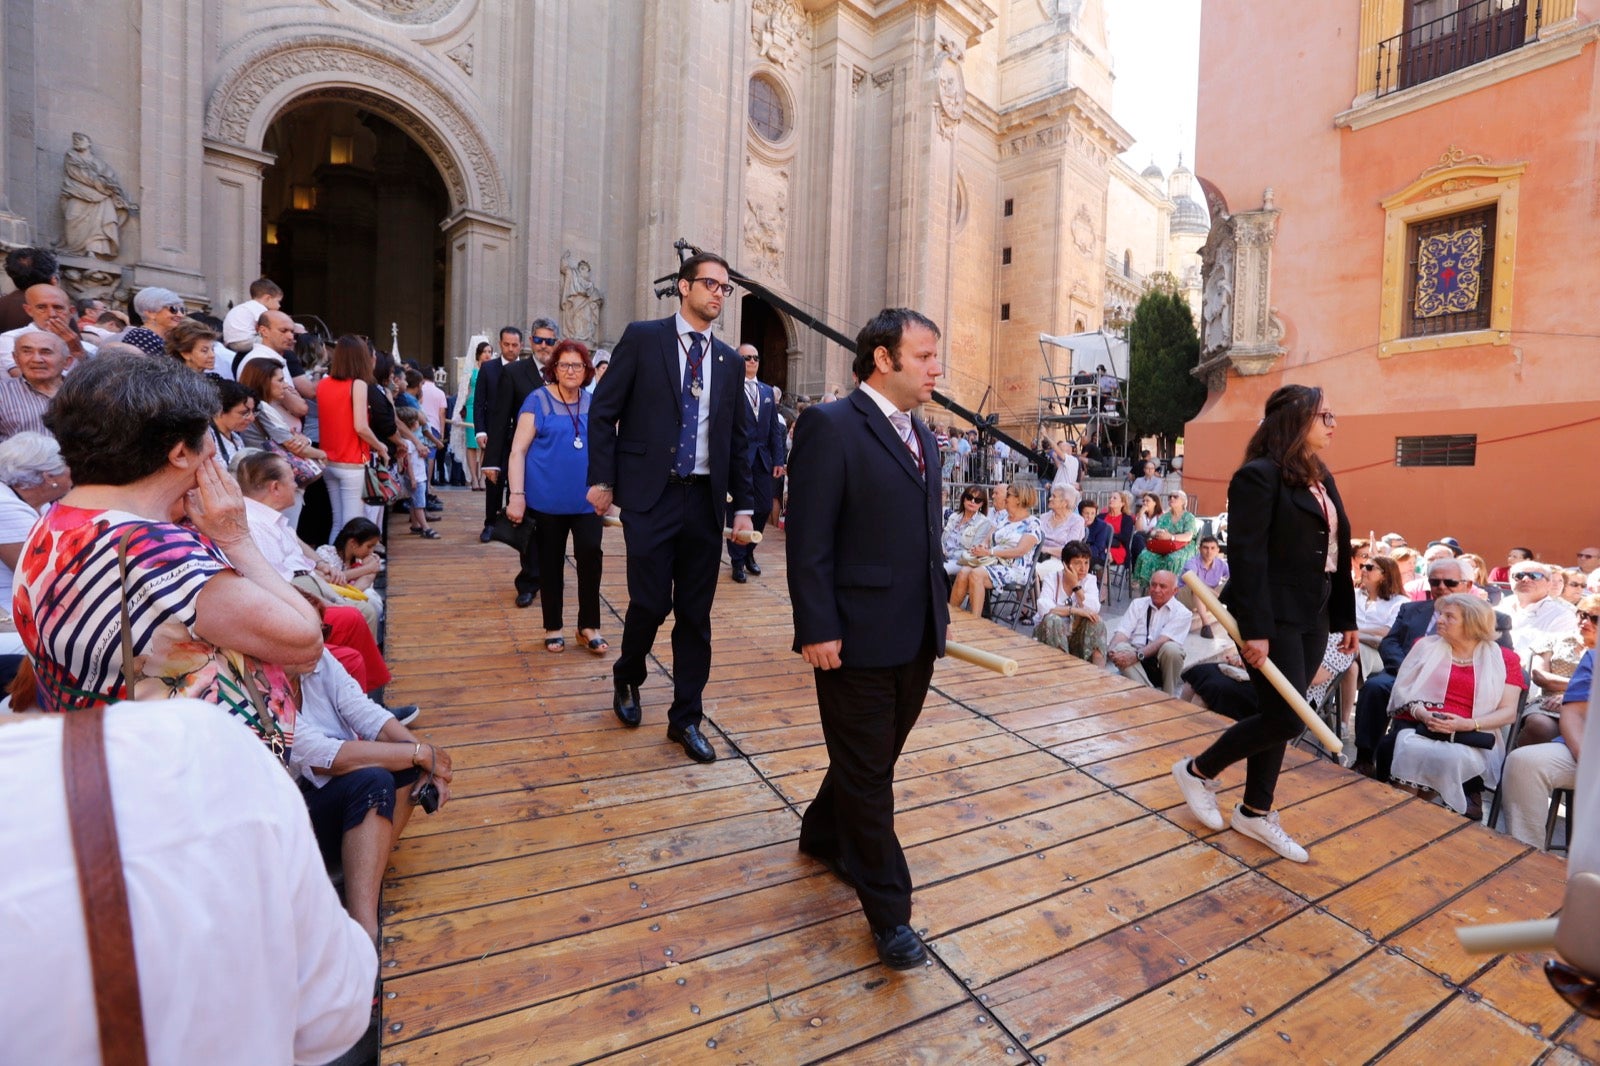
[1377,160,1524,357]
[747,72,793,147]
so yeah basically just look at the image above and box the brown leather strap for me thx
[64,707,150,1066]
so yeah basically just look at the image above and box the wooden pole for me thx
[1179,572,1343,755]
[945,640,1018,676]
[600,514,761,543]
[1455,919,1558,955]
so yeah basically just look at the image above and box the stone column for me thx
[132,0,208,301]
[201,140,273,314]
[443,210,514,391]
[0,1,34,251]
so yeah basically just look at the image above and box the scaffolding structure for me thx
[1035,330,1130,471]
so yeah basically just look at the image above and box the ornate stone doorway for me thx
[260,102,448,363]
[738,293,791,398]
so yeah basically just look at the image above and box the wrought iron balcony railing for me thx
[1376,0,1538,97]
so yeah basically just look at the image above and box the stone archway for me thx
[200,29,512,376]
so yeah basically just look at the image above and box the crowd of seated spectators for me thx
[0,254,473,1058]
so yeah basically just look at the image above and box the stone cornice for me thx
[997,86,1133,156]
[801,0,998,47]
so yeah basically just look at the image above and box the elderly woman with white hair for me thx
[0,431,70,661]
[119,286,187,357]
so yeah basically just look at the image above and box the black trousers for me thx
[484,472,506,529]
[531,509,603,632]
[1354,671,1398,764]
[1193,619,1326,812]
[727,462,773,568]
[614,481,722,730]
[799,627,936,931]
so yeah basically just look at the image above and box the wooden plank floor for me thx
[379,489,1598,1065]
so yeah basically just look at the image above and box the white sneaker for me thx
[1230,807,1309,863]
[1171,757,1224,830]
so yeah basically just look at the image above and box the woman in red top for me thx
[1378,593,1525,818]
[317,336,390,547]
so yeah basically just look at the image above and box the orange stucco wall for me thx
[1188,1,1600,564]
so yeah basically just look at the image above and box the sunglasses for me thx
[1546,959,1600,1020]
[1360,562,1380,571]
[164,304,185,315]
[963,494,984,502]
[1581,612,1600,626]
[743,355,761,363]
[530,336,558,346]
[1511,572,1549,582]
[1580,553,1599,561]
[1427,578,1463,588]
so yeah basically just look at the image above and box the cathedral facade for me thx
[0,0,1151,431]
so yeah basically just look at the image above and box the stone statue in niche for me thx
[60,133,137,259]
[1199,219,1235,359]
[559,252,604,347]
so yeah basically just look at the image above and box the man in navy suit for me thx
[787,307,950,971]
[474,326,521,541]
[586,252,754,763]
[728,343,786,583]
[483,317,560,607]
[1353,556,1513,773]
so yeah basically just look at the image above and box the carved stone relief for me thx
[935,55,966,138]
[743,165,789,281]
[751,0,809,68]
[1070,203,1095,256]
[1196,189,1284,382]
[346,0,467,26]
[204,34,506,216]
[445,40,473,75]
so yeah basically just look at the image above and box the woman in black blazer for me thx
[1172,385,1358,863]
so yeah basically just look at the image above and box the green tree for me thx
[1126,288,1205,458]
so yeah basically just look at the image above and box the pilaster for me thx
[133,0,208,301]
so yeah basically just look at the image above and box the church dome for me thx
[1140,160,1165,184]
[1171,193,1209,235]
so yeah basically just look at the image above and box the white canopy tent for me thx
[1036,329,1129,380]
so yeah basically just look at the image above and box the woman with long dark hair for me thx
[1171,384,1357,862]
[316,336,389,545]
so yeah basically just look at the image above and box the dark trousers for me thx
[532,509,603,632]
[614,481,722,730]
[1193,620,1326,812]
[799,628,936,931]
[484,473,506,529]
[1354,671,1398,763]
[728,462,773,569]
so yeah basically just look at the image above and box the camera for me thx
[415,780,440,814]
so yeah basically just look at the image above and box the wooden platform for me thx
[379,493,1597,1065]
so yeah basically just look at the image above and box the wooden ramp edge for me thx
[377,490,1598,1066]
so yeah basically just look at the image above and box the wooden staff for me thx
[1180,571,1343,755]
[601,514,762,543]
[1455,919,1557,955]
[945,640,1018,676]
[1457,872,1600,958]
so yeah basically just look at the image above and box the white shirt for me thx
[222,298,267,347]
[674,312,715,476]
[208,340,239,380]
[1117,595,1193,648]
[233,344,297,396]
[1355,592,1408,632]
[1067,570,1101,614]
[289,650,398,788]
[243,495,311,583]
[0,700,376,1065]
[1509,594,1579,657]
[1052,451,1080,492]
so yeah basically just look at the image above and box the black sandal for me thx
[410,526,440,539]
[580,631,609,655]
[544,635,566,653]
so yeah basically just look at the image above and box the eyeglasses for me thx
[1511,571,1549,582]
[530,336,558,347]
[690,277,736,297]
[1580,612,1600,626]
[554,362,585,371]
[743,355,761,363]
[1317,411,1337,427]
[1546,960,1600,1020]
[1580,552,1600,561]
[1427,578,1463,588]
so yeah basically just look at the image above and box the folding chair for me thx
[988,548,1042,630]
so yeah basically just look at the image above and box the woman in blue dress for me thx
[948,480,1042,617]
[505,339,607,654]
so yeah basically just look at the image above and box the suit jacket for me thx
[586,316,753,525]
[739,378,787,472]
[1379,597,1515,673]
[474,358,505,463]
[1218,457,1357,640]
[786,389,949,669]
[486,359,544,472]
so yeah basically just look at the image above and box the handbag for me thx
[270,441,323,488]
[362,457,402,506]
[489,510,535,553]
[1393,701,1496,749]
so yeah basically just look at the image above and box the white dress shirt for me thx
[1118,594,1193,647]
[0,700,376,1065]
[1509,594,1579,657]
[222,298,267,347]
[243,494,312,582]
[673,312,716,476]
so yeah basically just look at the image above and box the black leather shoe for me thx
[515,591,535,609]
[479,527,493,544]
[613,682,641,727]
[745,559,761,576]
[731,568,747,584]
[800,847,856,889]
[872,925,927,970]
[666,722,716,762]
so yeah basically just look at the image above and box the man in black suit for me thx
[727,343,786,583]
[1352,556,1513,773]
[585,252,754,763]
[475,326,521,542]
[485,317,559,607]
[787,307,950,971]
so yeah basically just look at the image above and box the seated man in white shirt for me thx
[221,276,283,354]
[1108,569,1193,695]
[0,699,376,1064]
[1507,561,1579,658]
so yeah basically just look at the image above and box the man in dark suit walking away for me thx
[586,252,754,764]
[485,317,559,608]
[475,326,521,542]
[728,343,786,583]
[787,308,950,970]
